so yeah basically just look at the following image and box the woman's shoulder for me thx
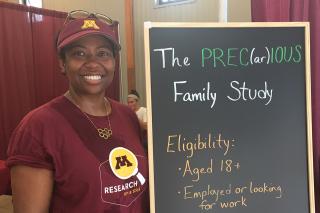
[16,96,68,130]
[137,106,147,113]
[7,96,68,170]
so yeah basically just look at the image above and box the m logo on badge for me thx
[109,147,145,185]
[115,155,133,169]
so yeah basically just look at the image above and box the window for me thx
[154,0,195,8]
[19,0,42,8]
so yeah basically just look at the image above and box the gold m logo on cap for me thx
[81,20,100,29]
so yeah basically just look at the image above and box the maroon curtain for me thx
[0,2,121,160]
[251,0,320,211]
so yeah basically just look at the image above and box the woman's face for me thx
[127,97,138,111]
[62,35,115,96]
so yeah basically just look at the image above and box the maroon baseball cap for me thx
[56,17,121,52]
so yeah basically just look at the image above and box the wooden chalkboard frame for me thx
[144,22,314,213]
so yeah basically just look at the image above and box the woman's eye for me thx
[73,51,85,57]
[97,50,113,58]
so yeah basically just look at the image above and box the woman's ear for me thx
[58,59,66,75]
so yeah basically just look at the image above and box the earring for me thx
[61,65,66,75]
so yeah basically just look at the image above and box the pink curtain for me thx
[0,2,121,160]
[252,0,320,211]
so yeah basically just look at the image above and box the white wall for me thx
[228,0,251,22]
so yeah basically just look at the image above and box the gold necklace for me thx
[69,94,112,140]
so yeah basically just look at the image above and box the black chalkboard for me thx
[144,23,314,213]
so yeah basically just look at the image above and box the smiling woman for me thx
[6,10,149,213]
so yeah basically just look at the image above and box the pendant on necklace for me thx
[97,128,112,140]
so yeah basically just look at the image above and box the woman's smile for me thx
[82,74,104,84]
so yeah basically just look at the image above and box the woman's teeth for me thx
[84,75,102,80]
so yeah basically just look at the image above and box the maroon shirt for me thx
[7,96,149,213]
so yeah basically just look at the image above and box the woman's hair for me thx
[128,89,140,101]
[54,30,67,61]
[129,89,140,98]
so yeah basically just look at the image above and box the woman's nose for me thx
[84,54,99,68]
